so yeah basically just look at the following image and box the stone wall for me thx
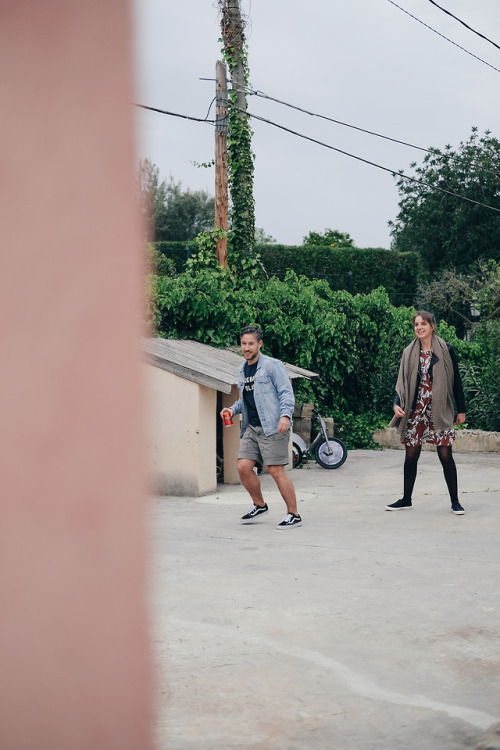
[373,427,500,453]
[293,403,334,448]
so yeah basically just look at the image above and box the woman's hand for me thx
[455,413,466,426]
[393,405,405,419]
[220,407,234,419]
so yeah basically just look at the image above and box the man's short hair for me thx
[240,325,263,342]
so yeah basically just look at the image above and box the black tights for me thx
[403,444,458,502]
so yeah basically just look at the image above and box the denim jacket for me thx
[230,353,295,438]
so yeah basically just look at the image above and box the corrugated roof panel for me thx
[143,338,317,393]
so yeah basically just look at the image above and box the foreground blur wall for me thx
[0,2,152,748]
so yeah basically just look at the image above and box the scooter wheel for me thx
[315,438,347,469]
[292,441,303,468]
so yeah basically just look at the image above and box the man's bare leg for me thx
[267,465,298,515]
[237,458,266,506]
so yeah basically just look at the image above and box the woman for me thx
[387,311,466,515]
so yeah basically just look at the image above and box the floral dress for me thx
[403,350,455,447]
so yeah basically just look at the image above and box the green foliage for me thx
[148,254,499,434]
[153,241,423,305]
[334,412,389,450]
[146,243,176,276]
[390,128,500,274]
[157,178,215,241]
[416,260,500,333]
[459,320,500,431]
[135,159,215,242]
[136,158,168,241]
[149,262,415,418]
[219,2,255,256]
[303,228,355,248]
[255,227,277,245]
[257,245,423,305]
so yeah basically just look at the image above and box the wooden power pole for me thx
[215,60,228,268]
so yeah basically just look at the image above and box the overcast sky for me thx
[132,0,499,248]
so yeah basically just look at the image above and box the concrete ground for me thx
[149,449,500,750]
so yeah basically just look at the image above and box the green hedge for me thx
[154,241,193,271]
[258,245,423,306]
[154,241,423,306]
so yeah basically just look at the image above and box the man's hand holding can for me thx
[220,408,234,427]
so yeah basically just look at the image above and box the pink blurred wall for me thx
[0,1,153,748]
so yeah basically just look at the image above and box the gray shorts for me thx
[237,425,290,466]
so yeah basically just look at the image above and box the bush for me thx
[257,245,423,306]
[334,412,388,450]
[149,252,415,420]
[149,249,498,434]
[153,241,424,307]
[459,321,500,431]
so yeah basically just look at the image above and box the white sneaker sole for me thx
[385,505,412,511]
[240,512,269,523]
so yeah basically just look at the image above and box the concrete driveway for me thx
[149,449,500,749]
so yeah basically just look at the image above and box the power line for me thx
[134,103,216,124]
[134,100,500,214]
[386,0,500,75]
[231,81,433,155]
[226,81,500,179]
[230,104,500,214]
[426,0,500,51]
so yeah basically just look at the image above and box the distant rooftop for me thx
[143,338,318,394]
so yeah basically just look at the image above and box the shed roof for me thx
[143,338,318,394]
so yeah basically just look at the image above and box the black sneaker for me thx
[385,498,412,511]
[276,513,302,529]
[241,503,269,522]
[451,501,465,515]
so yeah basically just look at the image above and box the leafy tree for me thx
[254,227,277,245]
[136,158,167,241]
[416,259,500,328]
[303,228,355,248]
[390,128,500,274]
[156,178,214,241]
[136,159,215,241]
[414,260,500,430]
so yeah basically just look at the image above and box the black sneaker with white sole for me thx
[451,501,465,515]
[385,498,412,511]
[241,503,269,522]
[276,513,302,529]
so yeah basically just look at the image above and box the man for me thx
[221,325,302,529]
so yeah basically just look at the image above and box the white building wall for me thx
[146,364,217,496]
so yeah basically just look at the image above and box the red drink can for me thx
[223,411,233,427]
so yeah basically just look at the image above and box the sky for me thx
[132,0,500,249]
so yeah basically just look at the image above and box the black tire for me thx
[292,441,303,468]
[314,438,347,469]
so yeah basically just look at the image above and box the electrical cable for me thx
[426,0,500,51]
[226,81,500,178]
[230,81,433,155]
[134,99,500,212]
[134,103,216,123]
[204,97,217,121]
[386,0,500,74]
[229,103,500,214]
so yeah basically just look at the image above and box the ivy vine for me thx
[218,1,255,257]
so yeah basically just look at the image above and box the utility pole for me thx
[219,0,255,256]
[215,60,228,269]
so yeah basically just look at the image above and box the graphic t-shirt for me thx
[243,361,261,426]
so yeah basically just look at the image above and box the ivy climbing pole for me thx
[218,0,255,257]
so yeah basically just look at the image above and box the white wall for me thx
[147,364,217,496]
